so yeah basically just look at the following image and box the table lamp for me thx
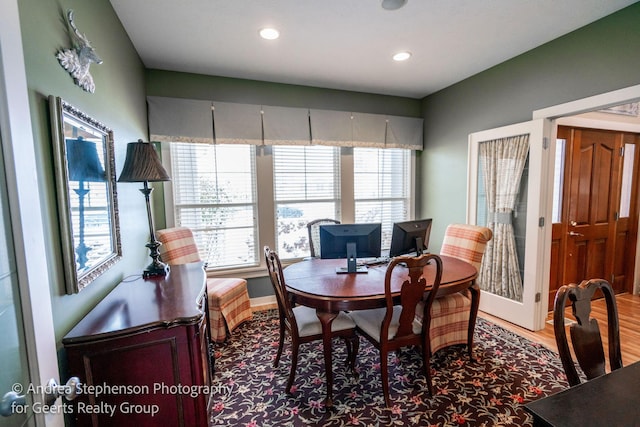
[118,139,170,278]
[66,136,106,270]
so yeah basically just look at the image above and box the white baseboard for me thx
[250,295,277,312]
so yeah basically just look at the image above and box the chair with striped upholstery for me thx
[156,227,253,342]
[419,223,492,359]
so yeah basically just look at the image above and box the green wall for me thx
[146,70,423,116]
[420,3,640,250]
[19,0,150,342]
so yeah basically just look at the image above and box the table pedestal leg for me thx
[316,310,338,408]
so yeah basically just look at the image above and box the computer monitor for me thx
[319,223,382,274]
[389,218,433,257]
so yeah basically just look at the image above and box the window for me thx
[168,143,258,268]
[354,148,410,249]
[619,143,635,218]
[552,139,566,223]
[273,145,340,259]
[166,143,413,271]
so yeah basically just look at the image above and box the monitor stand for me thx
[411,236,432,264]
[414,236,424,256]
[336,242,368,274]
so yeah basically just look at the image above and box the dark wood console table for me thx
[62,262,211,426]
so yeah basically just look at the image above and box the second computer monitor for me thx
[389,218,433,257]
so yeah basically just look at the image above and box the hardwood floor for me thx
[479,293,640,366]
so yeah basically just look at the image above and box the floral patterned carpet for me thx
[209,310,568,426]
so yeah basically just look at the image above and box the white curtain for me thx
[479,134,529,301]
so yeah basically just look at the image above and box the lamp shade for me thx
[66,137,105,182]
[118,139,170,182]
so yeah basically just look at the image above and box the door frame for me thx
[553,124,639,300]
[1,1,62,425]
[533,84,640,296]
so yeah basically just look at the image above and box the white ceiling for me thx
[109,0,637,99]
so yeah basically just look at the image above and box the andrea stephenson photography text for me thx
[11,381,231,417]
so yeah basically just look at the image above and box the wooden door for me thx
[548,126,640,310]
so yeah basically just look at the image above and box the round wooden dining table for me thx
[283,255,478,407]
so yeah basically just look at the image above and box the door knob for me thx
[568,231,584,237]
[44,377,81,405]
[0,377,81,417]
[570,220,578,226]
[0,391,26,417]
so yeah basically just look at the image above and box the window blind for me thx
[273,145,340,259]
[169,142,258,268]
[354,148,410,249]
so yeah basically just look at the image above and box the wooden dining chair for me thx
[553,278,622,386]
[156,227,253,342]
[424,223,492,359]
[264,246,358,393]
[306,218,340,258]
[350,253,443,406]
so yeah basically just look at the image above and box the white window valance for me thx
[308,110,422,149]
[147,96,423,150]
[212,101,262,145]
[385,115,423,150]
[352,112,386,148]
[148,96,213,144]
[309,109,387,148]
[262,105,310,146]
[309,109,353,147]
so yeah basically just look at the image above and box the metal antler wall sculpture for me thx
[56,9,103,93]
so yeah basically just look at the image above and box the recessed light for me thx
[382,0,407,11]
[259,28,280,40]
[393,51,412,61]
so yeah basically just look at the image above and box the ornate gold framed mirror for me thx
[49,96,122,293]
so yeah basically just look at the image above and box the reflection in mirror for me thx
[50,96,122,293]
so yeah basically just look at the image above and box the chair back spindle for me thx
[264,246,298,333]
[385,255,442,342]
